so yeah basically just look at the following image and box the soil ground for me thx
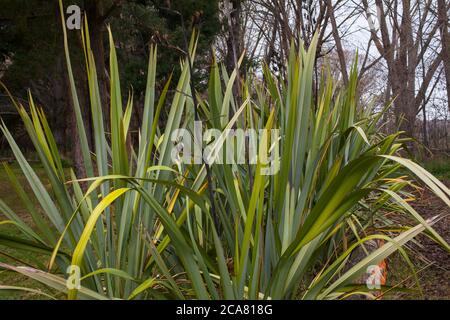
[409,182,450,299]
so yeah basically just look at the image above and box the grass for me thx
[0,163,62,299]
[0,228,54,300]
[423,156,450,180]
[387,249,450,300]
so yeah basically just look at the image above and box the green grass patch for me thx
[0,163,59,299]
[423,156,450,180]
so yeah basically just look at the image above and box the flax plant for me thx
[0,2,449,300]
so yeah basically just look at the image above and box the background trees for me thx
[221,0,450,152]
[361,0,445,141]
[1,0,449,159]
[0,0,221,163]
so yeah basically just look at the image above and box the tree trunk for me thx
[438,0,450,112]
[422,102,428,148]
[225,0,243,74]
[327,0,349,85]
[85,0,110,133]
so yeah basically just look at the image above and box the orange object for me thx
[374,240,387,298]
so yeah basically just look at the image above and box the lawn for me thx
[423,156,450,180]
[0,163,61,299]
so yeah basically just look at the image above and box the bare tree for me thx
[437,0,450,112]
[361,0,444,139]
[222,0,244,73]
[327,0,349,85]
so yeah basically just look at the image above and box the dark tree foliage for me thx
[0,0,221,157]
[110,0,220,92]
[0,0,72,152]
